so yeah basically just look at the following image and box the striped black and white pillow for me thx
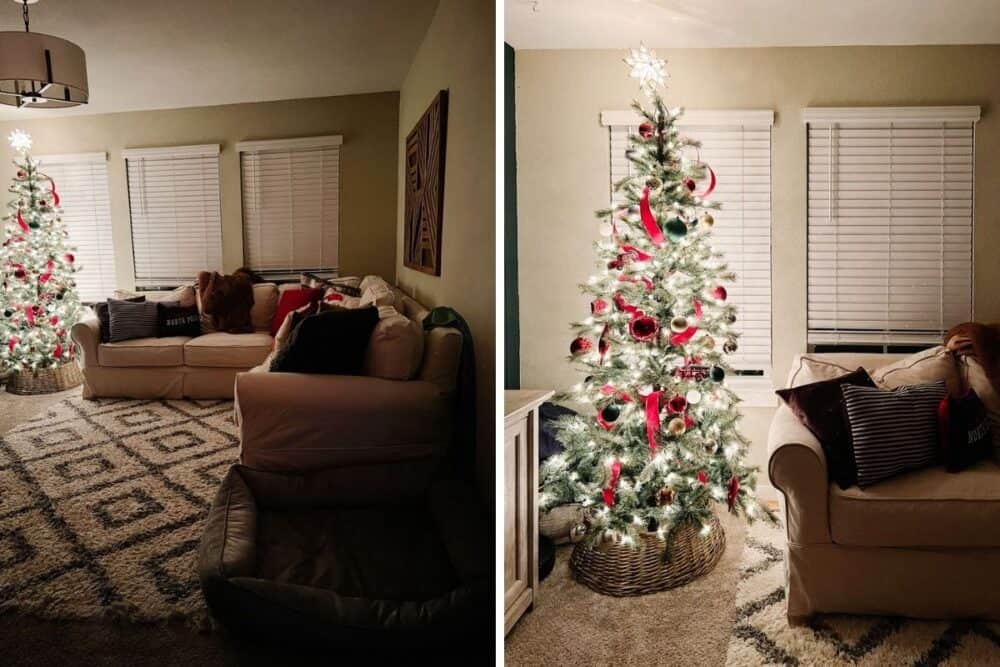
[841,381,947,488]
[107,299,160,343]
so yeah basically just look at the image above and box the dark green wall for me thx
[504,43,520,389]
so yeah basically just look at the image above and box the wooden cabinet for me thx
[504,389,552,636]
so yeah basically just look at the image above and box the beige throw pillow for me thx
[362,307,424,380]
[116,285,196,308]
[249,283,279,332]
[873,346,960,395]
[788,356,855,387]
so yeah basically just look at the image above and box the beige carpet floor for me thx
[505,511,748,666]
[726,521,1000,666]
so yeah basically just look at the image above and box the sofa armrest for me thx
[419,327,462,393]
[767,404,831,544]
[70,313,100,368]
[234,372,453,473]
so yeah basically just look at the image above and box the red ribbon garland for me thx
[697,165,717,199]
[16,210,28,233]
[639,187,665,248]
[603,460,622,507]
[49,177,60,206]
[645,390,662,456]
[669,326,698,346]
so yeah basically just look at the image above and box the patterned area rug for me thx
[726,522,1000,666]
[0,397,238,624]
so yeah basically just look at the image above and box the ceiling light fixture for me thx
[0,0,87,108]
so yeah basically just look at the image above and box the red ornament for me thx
[711,286,728,301]
[603,460,622,507]
[7,336,18,352]
[570,336,593,356]
[24,308,34,326]
[727,475,741,512]
[13,267,26,280]
[39,273,51,284]
[638,122,655,138]
[667,394,688,415]
[590,299,608,314]
[49,315,59,326]
[683,178,697,192]
[16,170,25,179]
[697,471,709,485]
[54,343,63,359]
[64,253,74,264]
[629,314,659,342]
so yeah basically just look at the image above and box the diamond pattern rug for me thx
[726,521,1000,666]
[0,397,239,624]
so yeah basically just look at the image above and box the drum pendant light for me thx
[0,0,88,108]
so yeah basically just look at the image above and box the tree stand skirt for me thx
[6,360,83,395]
[570,514,725,596]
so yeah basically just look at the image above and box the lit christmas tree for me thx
[0,129,83,374]
[540,47,776,553]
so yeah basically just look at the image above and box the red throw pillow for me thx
[271,288,324,336]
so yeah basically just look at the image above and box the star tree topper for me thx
[624,43,668,95]
[8,129,31,154]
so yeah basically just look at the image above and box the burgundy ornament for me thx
[570,336,593,356]
[591,299,608,314]
[727,475,741,512]
[638,122,655,138]
[711,285,728,301]
[629,313,659,342]
[666,394,688,415]
[683,178,696,191]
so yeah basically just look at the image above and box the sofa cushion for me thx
[873,345,961,395]
[185,333,274,368]
[788,355,856,387]
[250,283,279,332]
[362,307,424,380]
[830,459,1000,547]
[776,367,876,489]
[108,300,160,343]
[842,381,947,488]
[99,336,191,367]
[270,288,324,336]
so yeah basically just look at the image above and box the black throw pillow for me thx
[842,381,947,488]
[938,389,992,473]
[270,307,379,375]
[157,302,201,337]
[776,367,875,489]
[95,296,145,343]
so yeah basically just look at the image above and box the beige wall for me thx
[515,45,1000,476]
[0,92,400,286]
[397,0,496,505]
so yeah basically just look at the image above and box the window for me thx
[238,135,342,281]
[805,106,978,347]
[36,152,115,302]
[602,109,774,404]
[123,144,223,288]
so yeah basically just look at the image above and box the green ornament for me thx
[28,221,40,229]
[711,366,725,382]
[664,217,687,242]
[601,403,621,423]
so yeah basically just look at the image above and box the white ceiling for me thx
[0,0,439,119]
[506,0,1000,49]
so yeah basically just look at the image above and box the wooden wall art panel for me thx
[404,89,448,275]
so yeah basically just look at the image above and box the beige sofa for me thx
[769,352,1000,623]
[71,283,281,399]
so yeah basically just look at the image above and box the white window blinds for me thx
[36,152,115,303]
[123,144,222,288]
[805,107,978,345]
[603,110,774,376]
[238,135,342,281]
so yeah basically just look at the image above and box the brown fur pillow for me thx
[196,267,259,334]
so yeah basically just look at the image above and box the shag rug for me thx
[726,521,1000,666]
[0,397,239,624]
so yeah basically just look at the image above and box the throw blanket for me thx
[196,267,261,333]
[944,322,1000,392]
[424,306,476,480]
